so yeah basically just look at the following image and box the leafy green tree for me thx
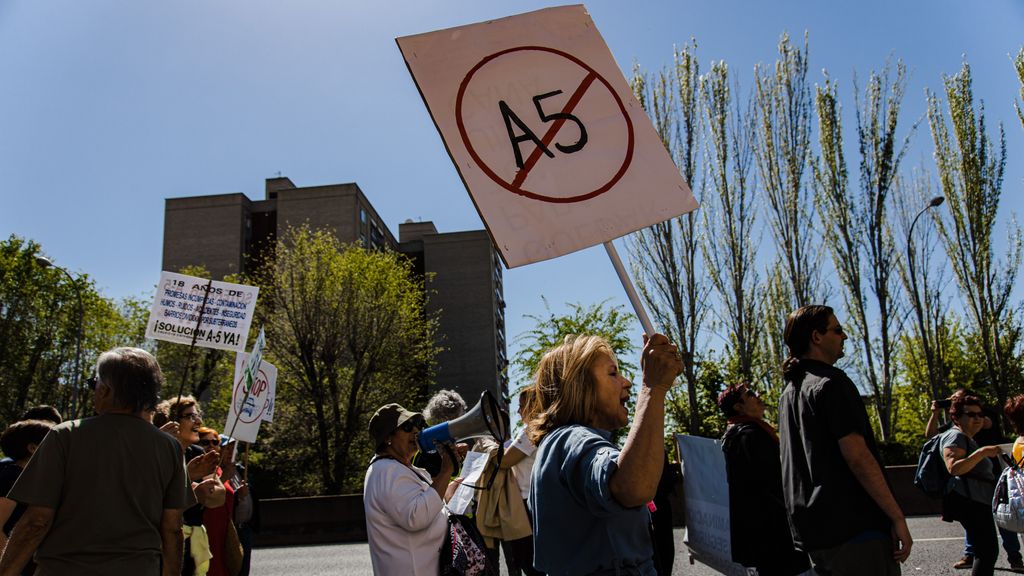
[512,299,638,443]
[252,226,439,493]
[0,235,148,425]
[891,320,988,450]
[512,299,636,388]
[927,60,1023,431]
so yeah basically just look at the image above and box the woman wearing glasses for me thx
[941,394,1002,576]
[155,396,225,576]
[363,403,458,575]
[197,427,239,576]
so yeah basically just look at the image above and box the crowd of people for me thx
[362,304,1024,576]
[5,305,1024,575]
[0,347,255,576]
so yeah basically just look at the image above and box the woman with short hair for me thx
[942,394,1001,576]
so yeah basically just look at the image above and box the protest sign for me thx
[397,5,697,269]
[146,271,259,352]
[242,328,266,404]
[675,434,747,576]
[225,350,277,443]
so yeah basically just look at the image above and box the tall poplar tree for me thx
[627,40,708,435]
[699,61,763,385]
[753,33,823,312]
[927,61,1023,427]
[814,62,914,440]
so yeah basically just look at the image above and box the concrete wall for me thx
[251,465,939,548]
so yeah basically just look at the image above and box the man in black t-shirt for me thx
[778,305,912,575]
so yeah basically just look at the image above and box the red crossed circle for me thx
[455,46,634,204]
[232,368,269,424]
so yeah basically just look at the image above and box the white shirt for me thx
[363,457,447,576]
[510,427,537,499]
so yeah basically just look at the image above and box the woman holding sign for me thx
[527,333,682,575]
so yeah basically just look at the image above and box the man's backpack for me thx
[914,432,951,498]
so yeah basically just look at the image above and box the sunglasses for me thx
[399,419,424,433]
[961,411,984,419]
[198,439,220,447]
[180,412,202,422]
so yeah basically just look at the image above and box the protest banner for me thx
[225,348,277,443]
[146,271,259,352]
[675,434,747,576]
[397,5,696,333]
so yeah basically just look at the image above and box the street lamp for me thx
[906,196,945,400]
[35,255,85,420]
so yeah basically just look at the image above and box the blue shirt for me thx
[529,425,655,576]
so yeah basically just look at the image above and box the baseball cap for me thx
[368,403,424,450]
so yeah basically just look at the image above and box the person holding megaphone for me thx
[363,404,461,576]
[528,333,683,576]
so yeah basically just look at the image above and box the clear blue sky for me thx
[2,1,1022,390]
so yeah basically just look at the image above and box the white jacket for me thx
[363,457,447,575]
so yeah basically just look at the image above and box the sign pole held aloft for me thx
[603,240,655,336]
[174,279,214,406]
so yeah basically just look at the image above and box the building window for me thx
[370,223,384,249]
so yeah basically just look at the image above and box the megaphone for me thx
[418,390,508,454]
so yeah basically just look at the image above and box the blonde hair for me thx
[527,335,615,446]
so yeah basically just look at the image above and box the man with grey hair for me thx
[0,347,191,576]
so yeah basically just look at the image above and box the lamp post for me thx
[35,255,85,420]
[906,196,945,400]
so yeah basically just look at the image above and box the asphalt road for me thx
[251,515,1020,575]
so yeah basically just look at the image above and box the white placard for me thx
[397,5,697,268]
[242,328,266,407]
[447,450,489,515]
[224,352,278,442]
[146,271,259,352]
[675,434,748,576]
